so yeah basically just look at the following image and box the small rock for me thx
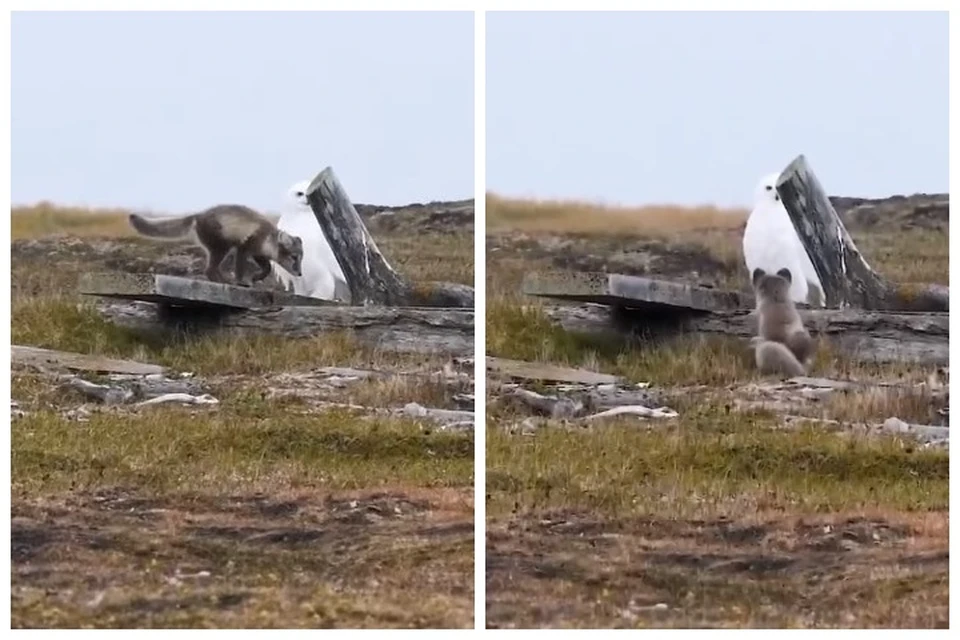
[177,570,211,579]
[840,538,860,552]
[439,420,475,432]
[519,418,539,436]
[883,417,910,432]
[63,406,92,422]
[86,591,107,608]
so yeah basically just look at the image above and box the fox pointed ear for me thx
[751,268,765,287]
[776,267,793,283]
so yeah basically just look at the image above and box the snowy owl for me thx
[272,179,350,301]
[742,172,825,307]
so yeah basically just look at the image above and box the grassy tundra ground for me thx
[485,193,949,629]
[10,201,475,629]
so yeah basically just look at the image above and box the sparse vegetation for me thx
[485,192,949,629]
[11,202,475,629]
[486,193,749,235]
[12,203,134,239]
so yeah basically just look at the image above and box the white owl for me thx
[742,172,825,306]
[272,179,350,302]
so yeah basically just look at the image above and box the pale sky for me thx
[486,11,949,208]
[12,11,474,214]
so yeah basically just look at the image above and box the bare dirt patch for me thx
[13,486,473,629]
[486,510,947,628]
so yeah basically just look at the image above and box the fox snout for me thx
[286,258,303,277]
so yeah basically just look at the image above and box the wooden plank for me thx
[486,356,622,385]
[539,303,949,366]
[95,300,475,357]
[79,272,335,309]
[776,155,948,311]
[305,167,474,308]
[11,345,166,375]
[522,271,751,312]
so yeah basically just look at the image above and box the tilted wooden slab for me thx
[79,272,337,309]
[305,167,409,306]
[12,345,166,375]
[305,166,475,308]
[776,154,948,312]
[522,271,751,313]
[486,356,622,385]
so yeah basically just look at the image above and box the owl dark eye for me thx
[296,191,304,197]
[765,185,773,191]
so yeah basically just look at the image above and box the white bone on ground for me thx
[584,405,679,421]
[135,393,219,407]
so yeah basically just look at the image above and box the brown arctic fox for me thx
[750,267,816,377]
[129,204,303,286]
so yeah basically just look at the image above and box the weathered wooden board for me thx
[12,345,166,375]
[486,356,621,385]
[95,300,474,357]
[777,155,948,312]
[538,303,949,367]
[79,272,335,310]
[305,167,408,305]
[305,167,474,308]
[522,271,751,312]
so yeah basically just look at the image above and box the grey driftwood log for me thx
[776,154,948,312]
[305,167,474,308]
[59,375,211,407]
[538,303,948,366]
[95,300,474,357]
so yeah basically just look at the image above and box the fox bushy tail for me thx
[129,213,197,239]
[754,339,806,377]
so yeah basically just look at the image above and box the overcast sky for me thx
[12,11,474,213]
[487,11,948,208]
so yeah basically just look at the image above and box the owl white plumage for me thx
[742,172,825,306]
[272,179,350,301]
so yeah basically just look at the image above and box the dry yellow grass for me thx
[487,192,749,236]
[11,203,137,239]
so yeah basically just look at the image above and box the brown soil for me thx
[13,486,473,629]
[486,510,947,629]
